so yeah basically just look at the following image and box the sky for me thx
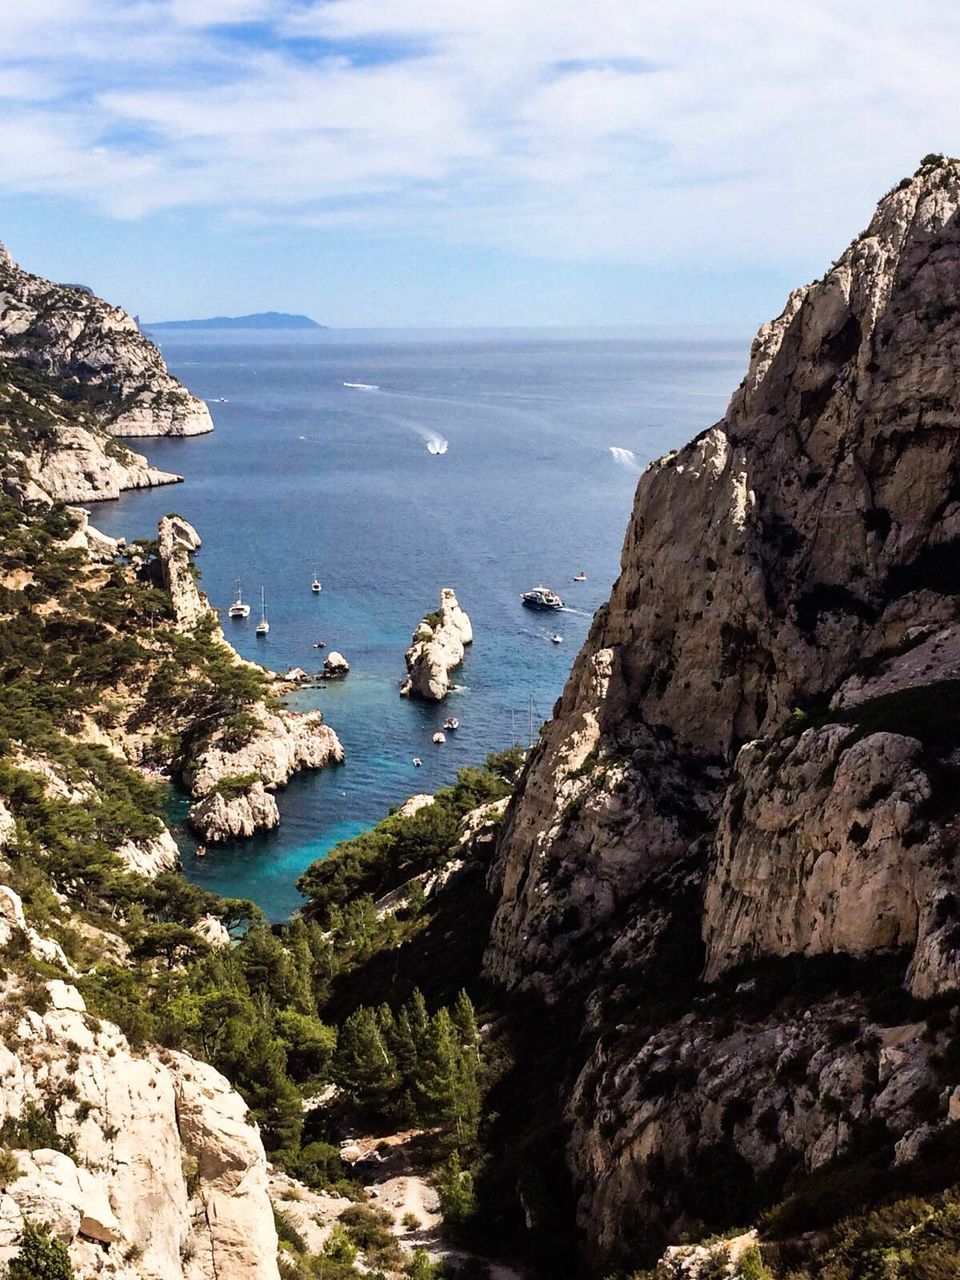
[1,0,959,327]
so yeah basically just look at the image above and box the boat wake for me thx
[343,381,379,391]
[609,445,641,472]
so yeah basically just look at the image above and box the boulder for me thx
[323,651,350,677]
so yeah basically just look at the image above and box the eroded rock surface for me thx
[0,959,279,1280]
[480,158,960,1260]
[0,241,212,437]
[400,588,472,701]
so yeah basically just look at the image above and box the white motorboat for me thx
[443,717,460,731]
[311,568,322,593]
[573,571,587,582]
[432,731,446,744]
[551,634,563,644]
[255,587,269,636]
[521,585,564,610]
[227,580,251,619]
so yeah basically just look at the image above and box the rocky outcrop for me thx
[486,157,960,998]
[0,240,212,437]
[0,364,182,505]
[0,964,279,1280]
[188,781,280,844]
[184,710,343,841]
[400,588,472,701]
[478,158,960,1261]
[115,829,181,878]
[157,514,210,631]
[185,709,344,799]
[323,651,350,678]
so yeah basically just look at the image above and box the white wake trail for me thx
[609,445,641,472]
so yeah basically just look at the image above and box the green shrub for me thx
[8,1222,74,1280]
[0,1148,21,1186]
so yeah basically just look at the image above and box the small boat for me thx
[443,717,460,731]
[521,585,564,610]
[255,587,269,636]
[314,640,326,649]
[551,634,563,644]
[311,568,322,594]
[195,845,207,859]
[227,580,251,619]
[573,571,587,582]
[412,757,422,768]
[433,731,446,744]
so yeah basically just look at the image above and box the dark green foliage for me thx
[298,749,519,919]
[7,1222,74,1280]
[332,989,482,1147]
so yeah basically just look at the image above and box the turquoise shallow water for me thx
[93,328,747,919]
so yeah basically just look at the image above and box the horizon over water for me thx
[91,327,749,920]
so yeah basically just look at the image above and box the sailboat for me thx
[311,568,322,594]
[255,587,269,636]
[227,580,250,619]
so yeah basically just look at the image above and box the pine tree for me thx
[419,1007,479,1140]
[334,1006,399,1109]
[452,989,480,1062]
[284,916,317,1014]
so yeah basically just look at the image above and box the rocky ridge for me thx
[479,157,960,1262]
[400,588,473,701]
[0,241,212,438]
[0,902,280,1280]
[0,357,183,505]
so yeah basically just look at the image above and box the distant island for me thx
[144,311,326,331]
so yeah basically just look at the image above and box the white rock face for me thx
[185,709,344,798]
[158,514,209,631]
[0,962,280,1280]
[400,588,473,701]
[0,242,212,438]
[0,885,76,976]
[116,828,180,878]
[188,781,280,843]
[702,728,936,981]
[323,651,350,677]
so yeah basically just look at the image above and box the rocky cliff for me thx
[0,888,280,1280]
[0,241,212,438]
[480,156,960,1265]
[0,356,183,504]
[400,588,473,701]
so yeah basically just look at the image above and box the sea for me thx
[90,328,749,920]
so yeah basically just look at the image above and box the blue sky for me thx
[1,0,959,327]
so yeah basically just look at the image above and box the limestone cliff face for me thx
[0,361,182,506]
[0,909,280,1280]
[480,159,960,1261]
[486,158,960,999]
[400,588,473,701]
[0,241,212,438]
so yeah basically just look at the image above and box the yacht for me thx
[521,585,564,610]
[573,571,587,582]
[256,587,269,636]
[227,581,251,619]
[442,716,460,731]
[311,568,322,594]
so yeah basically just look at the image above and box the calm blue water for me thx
[91,329,747,919]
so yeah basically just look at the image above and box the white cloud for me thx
[2,0,960,269]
